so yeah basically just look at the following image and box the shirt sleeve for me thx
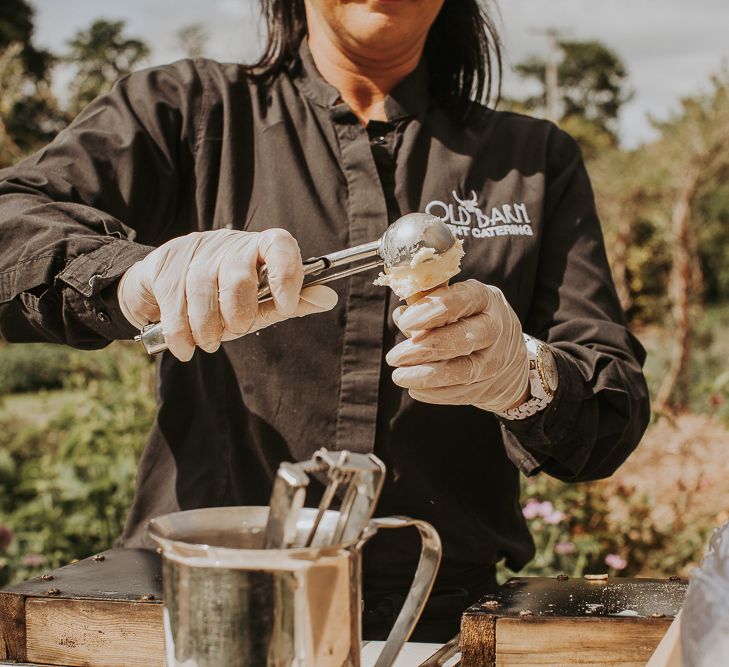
[498,127,650,482]
[0,59,204,348]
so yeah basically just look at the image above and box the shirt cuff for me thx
[57,238,155,340]
[497,348,588,476]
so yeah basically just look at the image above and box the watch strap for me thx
[498,394,551,420]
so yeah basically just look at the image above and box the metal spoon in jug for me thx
[136,212,456,354]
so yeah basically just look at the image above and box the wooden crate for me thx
[460,576,687,667]
[0,549,164,667]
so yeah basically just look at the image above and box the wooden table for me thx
[1,549,686,666]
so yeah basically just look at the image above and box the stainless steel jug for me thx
[148,506,441,667]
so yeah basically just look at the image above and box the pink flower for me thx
[544,510,566,525]
[537,501,554,517]
[555,541,576,555]
[23,554,43,567]
[0,525,13,551]
[605,553,627,570]
[522,499,542,520]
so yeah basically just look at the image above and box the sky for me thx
[31,0,729,149]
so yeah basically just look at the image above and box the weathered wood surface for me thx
[26,598,163,667]
[460,613,495,667]
[3,549,161,601]
[495,616,670,666]
[0,591,26,661]
[460,576,687,667]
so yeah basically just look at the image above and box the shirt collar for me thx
[295,38,432,121]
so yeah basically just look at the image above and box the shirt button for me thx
[96,311,111,324]
[370,136,387,146]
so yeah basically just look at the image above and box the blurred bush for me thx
[0,340,149,395]
[0,343,155,586]
[0,343,77,394]
[640,303,729,422]
[507,474,715,580]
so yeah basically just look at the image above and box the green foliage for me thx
[0,343,74,393]
[0,0,54,79]
[557,41,631,129]
[0,344,155,586]
[0,341,137,395]
[0,0,33,46]
[590,71,729,331]
[513,39,631,145]
[683,305,729,420]
[66,19,150,116]
[0,3,62,163]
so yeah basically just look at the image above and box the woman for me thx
[0,0,649,641]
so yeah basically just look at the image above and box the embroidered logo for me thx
[424,191,533,239]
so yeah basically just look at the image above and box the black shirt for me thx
[0,44,649,594]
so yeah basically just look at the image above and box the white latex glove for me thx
[385,279,530,413]
[118,228,338,361]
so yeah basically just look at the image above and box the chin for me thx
[347,3,425,40]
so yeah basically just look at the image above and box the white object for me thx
[647,612,683,667]
[361,642,443,667]
[681,521,729,666]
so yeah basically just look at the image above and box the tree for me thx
[177,23,208,59]
[0,0,63,163]
[648,73,729,412]
[0,0,54,79]
[0,43,26,164]
[66,19,150,116]
[591,148,650,314]
[513,39,631,154]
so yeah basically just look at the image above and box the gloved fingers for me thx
[252,284,338,330]
[157,298,196,362]
[257,228,304,318]
[117,263,160,330]
[391,348,501,390]
[136,285,161,324]
[149,236,202,362]
[185,260,224,353]
[386,312,501,366]
[297,285,339,311]
[472,352,531,412]
[391,305,412,339]
[217,240,260,337]
[395,280,491,334]
[222,285,338,340]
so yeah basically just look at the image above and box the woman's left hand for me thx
[386,279,530,413]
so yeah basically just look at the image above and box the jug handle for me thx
[362,516,442,667]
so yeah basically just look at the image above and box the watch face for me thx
[540,347,559,394]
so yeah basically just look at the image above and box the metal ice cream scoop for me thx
[136,213,456,354]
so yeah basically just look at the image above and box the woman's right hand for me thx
[117,228,338,361]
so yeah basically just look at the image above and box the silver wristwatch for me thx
[497,334,559,420]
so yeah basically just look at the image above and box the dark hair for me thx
[248,0,502,121]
